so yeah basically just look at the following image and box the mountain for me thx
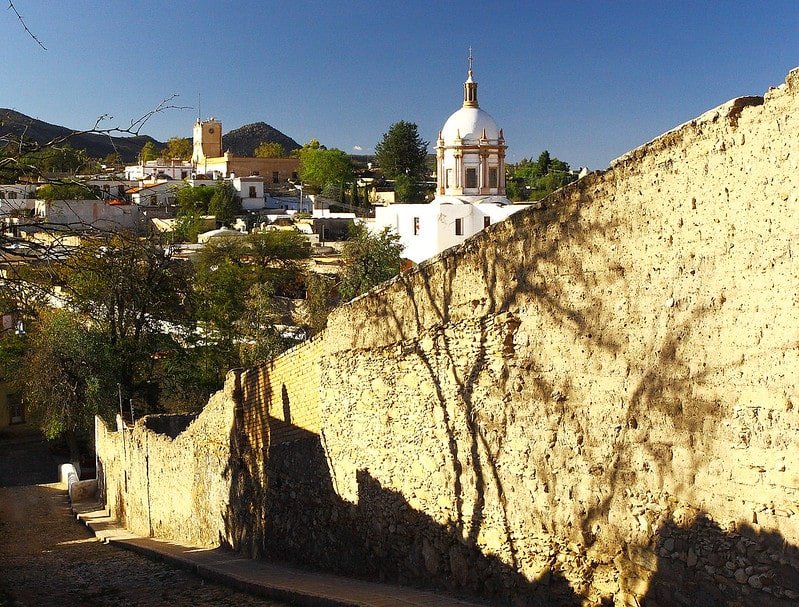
[0,109,160,162]
[222,122,301,157]
[0,110,302,163]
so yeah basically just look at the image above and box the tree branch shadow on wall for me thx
[220,399,799,606]
[318,171,794,601]
[222,410,596,607]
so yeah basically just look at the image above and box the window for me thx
[103,184,110,194]
[455,218,463,236]
[446,169,452,189]
[272,171,280,184]
[489,167,498,188]
[7,192,16,200]
[249,186,257,198]
[484,216,491,228]
[465,168,477,189]
[117,185,125,196]
[181,171,188,179]
[413,217,420,235]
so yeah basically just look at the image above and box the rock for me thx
[748,575,763,589]
[734,568,748,584]
[687,548,698,567]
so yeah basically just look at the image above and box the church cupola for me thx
[436,50,507,199]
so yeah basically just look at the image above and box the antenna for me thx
[468,47,473,74]
[197,93,201,122]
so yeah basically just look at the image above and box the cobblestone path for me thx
[0,430,289,607]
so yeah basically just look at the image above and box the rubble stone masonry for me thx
[97,68,799,606]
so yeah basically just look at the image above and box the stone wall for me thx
[312,69,799,605]
[96,68,799,606]
[96,376,237,547]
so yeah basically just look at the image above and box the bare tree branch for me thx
[7,1,46,50]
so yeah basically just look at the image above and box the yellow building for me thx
[191,118,299,187]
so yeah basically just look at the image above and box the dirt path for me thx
[0,430,289,607]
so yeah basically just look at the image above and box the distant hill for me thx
[222,122,301,157]
[0,109,160,163]
[0,110,302,164]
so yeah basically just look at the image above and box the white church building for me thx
[373,56,528,264]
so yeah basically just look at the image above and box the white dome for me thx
[441,106,500,144]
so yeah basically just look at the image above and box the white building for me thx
[0,184,37,217]
[124,160,192,181]
[374,55,528,264]
[34,199,140,232]
[127,181,178,207]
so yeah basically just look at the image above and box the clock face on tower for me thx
[208,128,215,134]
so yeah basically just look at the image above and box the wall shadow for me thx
[223,412,594,606]
[631,513,799,606]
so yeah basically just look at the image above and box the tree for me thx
[392,173,417,203]
[161,136,192,160]
[298,147,352,196]
[374,120,429,183]
[176,184,215,214]
[36,182,95,201]
[339,223,403,301]
[305,272,337,334]
[22,309,116,460]
[208,181,241,225]
[254,141,285,158]
[58,235,194,401]
[139,140,160,162]
[172,210,204,243]
[506,150,576,201]
[236,282,293,368]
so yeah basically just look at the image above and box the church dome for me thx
[441,106,501,144]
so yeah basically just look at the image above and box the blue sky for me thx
[1,1,797,168]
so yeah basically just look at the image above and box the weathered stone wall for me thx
[96,69,799,606]
[311,69,799,605]
[96,375,237,547]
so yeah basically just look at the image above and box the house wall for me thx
[97,68,799,606]
[36,199,141,232]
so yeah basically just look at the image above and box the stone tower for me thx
[192,118,223,164]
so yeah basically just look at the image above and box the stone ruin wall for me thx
[96,379,236,547]
[96,68,799,606]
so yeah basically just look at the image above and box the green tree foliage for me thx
[290,138,324,158]
[22,309,116,459]
[305,272,337,334]
[339,224,403,301]
[191,230,309,373]
[298,146,352,196]
[254,141,286,158]
[506,150,576,201]
[374,120,429,182]
[176,184,214,214]
[60,236,193,401]
[20,145,90,175]
[236,282,291,368]
[208,181,241,225]
[161,137,192,160]
[172,210,204,243]
[36,182,96,201]
[392,173,418,203]
[139,140,160,162]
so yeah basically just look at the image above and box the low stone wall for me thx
[96,375,237,547]
[96,68,799,606]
